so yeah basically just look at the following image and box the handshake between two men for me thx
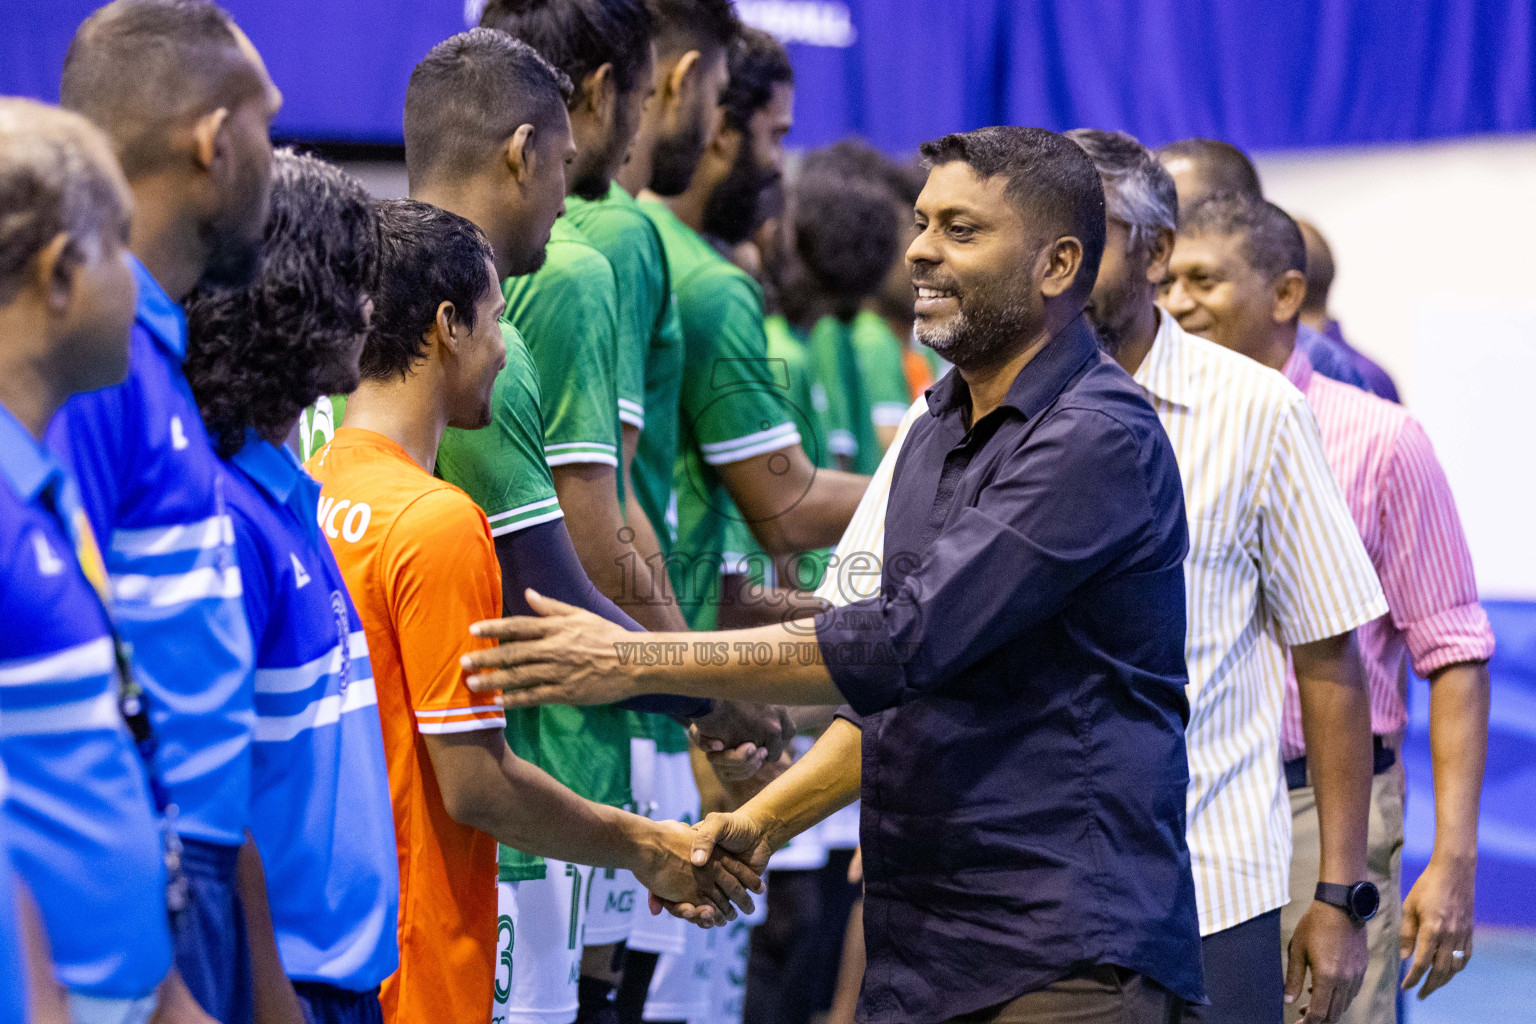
[460,590,859,928]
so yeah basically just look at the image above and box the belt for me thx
[1285,736,1395,791]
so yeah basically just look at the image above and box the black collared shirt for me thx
[816,314,1203,1023]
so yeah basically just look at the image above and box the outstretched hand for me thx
[650,812,775,927]
[463,590,638,709]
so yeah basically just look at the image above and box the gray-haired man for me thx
[1067,129,1383,1024]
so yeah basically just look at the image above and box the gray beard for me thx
[915,295,1035,372]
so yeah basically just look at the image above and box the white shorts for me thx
[494,860,586,1024]
[643,919,713,1022]
[629,749,703,957]
[583,866,640,945]
[67,992,157,1024]
[687,885,766,1024]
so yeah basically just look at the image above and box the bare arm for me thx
[553,462,689,632]
[464,594,843,709]
[716,445,868,555]
[1400,660,1490,998]
[655,718,863,924]
[1287,631,1373,1022]
[236,836,306,1024]
[422,727,758,921]
[20,885,68,1024]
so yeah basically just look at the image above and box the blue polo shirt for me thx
[0,758,27,1024]
[47,256,256,848]
[0,404,171,998]
[223,433,398,990]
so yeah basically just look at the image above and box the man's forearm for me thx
[1427,662,1490,862]
[1294,632,1373,884]
[236,836,306,1024]
[719,447,868,555]
[630,621,844,706]
[741,716,863,848]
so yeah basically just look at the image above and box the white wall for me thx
[1259,135,1536,599]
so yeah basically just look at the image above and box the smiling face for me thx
[1160,228,1281,361]
[907,161,1042,370]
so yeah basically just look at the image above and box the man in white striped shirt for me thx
[813,131,1384,1024]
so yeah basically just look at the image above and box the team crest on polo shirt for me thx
[330,589,351,693]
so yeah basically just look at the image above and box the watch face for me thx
[1349,882,1381,922]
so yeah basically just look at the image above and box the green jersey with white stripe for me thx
[436,321,564,536]
[565,182,685,555]
[640,201,801,630]
[851,310,913,443]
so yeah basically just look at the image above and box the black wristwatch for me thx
[1315,881,1380,926]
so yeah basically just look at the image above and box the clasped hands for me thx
[643,810,774,928]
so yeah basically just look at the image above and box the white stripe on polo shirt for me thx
[816,313,1387,935]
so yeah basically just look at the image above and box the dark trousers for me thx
[294,981,384,1024]
[1182,909,1282,1024]
[173,837,253,1024]
[947,967,1183,1024]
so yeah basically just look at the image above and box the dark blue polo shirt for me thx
[816,314,1203,1023]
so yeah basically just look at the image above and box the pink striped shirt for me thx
[1280,348,1495,759]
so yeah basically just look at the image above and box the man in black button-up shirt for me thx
[465,126,1204,1023]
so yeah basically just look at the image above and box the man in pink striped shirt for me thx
[1163,192,1495,1024]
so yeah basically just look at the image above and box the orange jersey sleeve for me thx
[381,487,507,735]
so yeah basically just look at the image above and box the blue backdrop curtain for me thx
[3,0,1534,150]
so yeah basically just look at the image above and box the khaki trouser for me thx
[1281,761,1405,1024]
[945,967,1184,1024]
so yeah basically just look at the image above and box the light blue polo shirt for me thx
[0,403,171,998]
[0,756,27,1024]
[47,255,256,848]
[223,432,399,990]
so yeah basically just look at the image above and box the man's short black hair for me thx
[1155,137,1262,199]
[364,199,497,383]
[919,126,1106,298]
[61,0,261,177]
[793,165,900,319]
[720,26,793,134]
[404,28,574,189]
[184,150,379,458]
[480,0,653,103]
[801,137,924,208]
[1180,191,1305,282]
[649,0,740,59]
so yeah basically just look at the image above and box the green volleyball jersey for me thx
[763,315,832,471]
[851,310,913,442]
[807,316,881,475]
[435,322,564,537]
[298,394,347,462]
[505,216,622,473]
[565,182,685,554]
[640,201,801,631]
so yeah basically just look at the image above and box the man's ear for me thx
[31,233,76,317]
[583,63,617,123]
[666,50,703,112]
[1273,268,1307,323]
[432,300,461,355]
[1039,236,1086,299]
[1144,227,1175,286]
[191,107,232,174]
[505,124,537,185]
